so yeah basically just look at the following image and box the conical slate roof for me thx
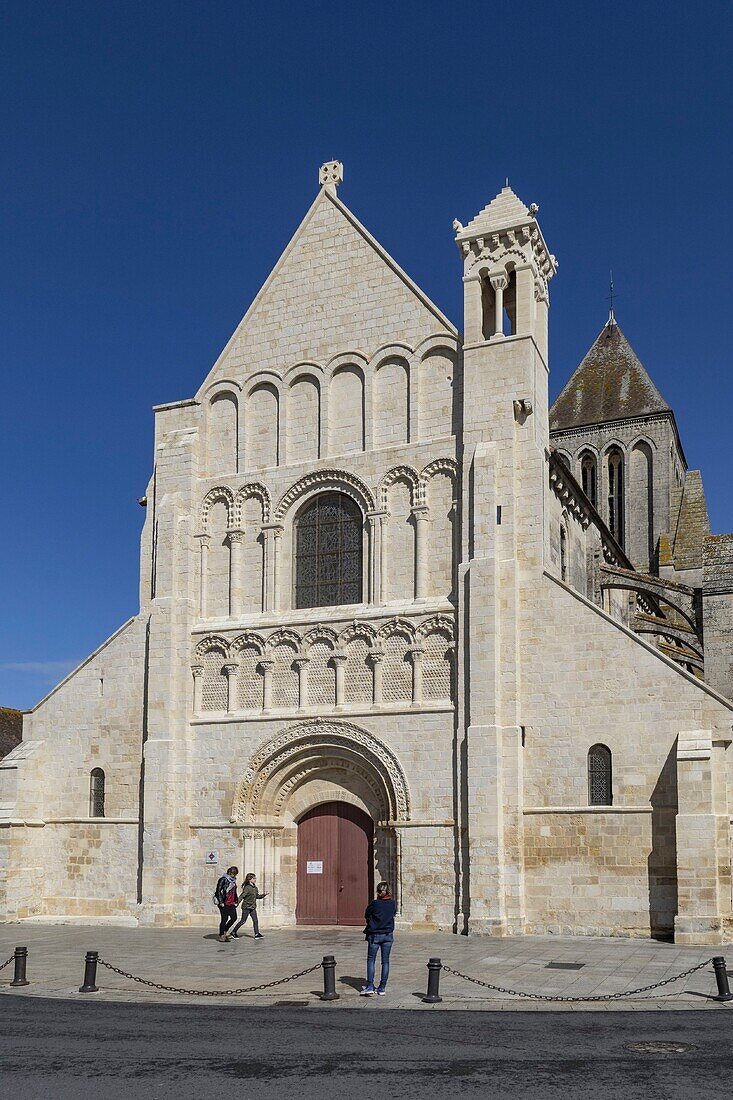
[462,185,531,235]
[550,318,670,431]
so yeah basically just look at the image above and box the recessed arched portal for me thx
[296,801,374,925]
[232,720,411,927]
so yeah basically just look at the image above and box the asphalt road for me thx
[1,997,730,1099]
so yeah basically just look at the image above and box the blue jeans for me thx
[365,933,393,991]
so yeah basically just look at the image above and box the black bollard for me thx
[79,950,99,993]
[712,956,733,1002]
[10,946,29,988]
[320,954,339,1001]
[422,957,443,1003]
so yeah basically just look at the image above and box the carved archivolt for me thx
[377,617,417,643]
[201,486,235,529]
[234,482,272,526]
[195,634,230,657]
[265,628,302,651]
[421,457,457,485]
[378,465,421,510]
[194,613,453,668]
[302,625,338,650]
[232,719,412,823]
[339,620,377,645]
[275,469,375,521]
[416,614,455,641]
[231,632,265,655]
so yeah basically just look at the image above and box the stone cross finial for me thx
[319,160,343,193]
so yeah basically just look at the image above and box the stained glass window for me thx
[587,744,612,806]
[89,768,105,818]
[295,492,363,609]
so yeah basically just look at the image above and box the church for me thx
[2,163,732,943]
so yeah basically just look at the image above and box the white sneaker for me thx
[377,990,387,996]
[360,987,375,996]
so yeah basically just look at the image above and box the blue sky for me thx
[1,1,731,709]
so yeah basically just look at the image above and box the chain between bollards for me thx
[10,946,29,987]
[422,957,443,1003]
[712,956,733,1002]
[79,950,99,993]
[320,954,339,1001]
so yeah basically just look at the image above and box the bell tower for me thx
[455,185,557,934]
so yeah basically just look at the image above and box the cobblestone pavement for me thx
[1,921,731,1010]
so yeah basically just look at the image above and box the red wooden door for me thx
[296,802,373,926]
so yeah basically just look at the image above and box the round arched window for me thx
[295,492,363,609]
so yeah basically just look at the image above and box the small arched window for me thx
[89,768,105,818]
[580,452,597,509]
[295,492,363,609]
[587,745,612,806]
[607,449,624,546]
[560,523,568,582]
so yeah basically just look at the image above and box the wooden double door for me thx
[296,802,374,925]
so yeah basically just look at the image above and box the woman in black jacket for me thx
[361,881,396,996]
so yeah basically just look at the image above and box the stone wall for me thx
[520,572,732,937]
[0,617,146,918]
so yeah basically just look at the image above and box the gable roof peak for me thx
[550,314,671,432]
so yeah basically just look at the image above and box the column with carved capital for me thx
[490,272,508,339]
[332,651,347,708]
[263,524,284,612]
[190,665,204,715]
[196,534,210,618]
[367,510,386,605]
[412,505,430,600]
[408,646,425,705]
[228,529,245,618]
[369,648,385,706]
[259,658,274,712]
[223,663,238,714]
[294,657,310,710]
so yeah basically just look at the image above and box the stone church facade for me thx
[2,163,732,943]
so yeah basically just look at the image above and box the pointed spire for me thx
[461,184,532,236]
[550,320,670,431]
[607,270,616,327]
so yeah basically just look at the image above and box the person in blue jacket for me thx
[361,881,396,996]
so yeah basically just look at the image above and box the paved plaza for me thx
[1,922,731,1010]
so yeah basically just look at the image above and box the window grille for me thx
[588,744,613,806]
[89,768,105,818]
[295,492,363,609]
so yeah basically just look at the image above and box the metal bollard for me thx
[712,956,733,1002]
[79,950,99,993]
[422,957,443,1003]
[320,954,339,1001]
[10,946,29,988]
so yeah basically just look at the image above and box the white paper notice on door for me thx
[306,861,323,874]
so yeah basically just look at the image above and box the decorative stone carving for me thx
[232,718,411,823]
[275,469,375,521]
[378,465,421,510]
[201,486,234,530]
[234,482,272,526]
